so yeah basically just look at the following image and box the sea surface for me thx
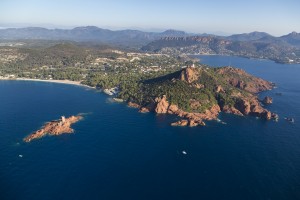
[0,56,300,200]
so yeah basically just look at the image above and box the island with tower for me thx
[23,115,83,142]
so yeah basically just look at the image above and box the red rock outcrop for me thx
[155,95,169,113]
[135,95,220,127]
[180,66,199,83]
[171,118,205,127]
[260,111,272,120]
[139,107,150,113]
[222,105,243,116]
[171,120,189,126]
[167,101,220,127]
[249,98,272,119]
[24,115,83,142]
[189,120,198,127]
[228,97,274,120]
[235,98,251,115]
[217,67,273,93]
[127,102,140,108]
[167,104,180,114]
[262,96,273,104]
[216,85,225,93]
[203,104,221,120]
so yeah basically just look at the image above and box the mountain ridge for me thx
[0,26,189,47]
[142,34,300,64]
[0,26,298,47]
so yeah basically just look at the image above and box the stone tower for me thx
[61,116,66,123]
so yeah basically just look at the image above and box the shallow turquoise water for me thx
[0,56,300,199]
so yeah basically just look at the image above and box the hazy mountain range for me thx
[0,26,299,63]
[0,26,190,47]
[141,31,300,64]
[0,26,299,47]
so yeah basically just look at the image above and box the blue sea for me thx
[0,56,300,200]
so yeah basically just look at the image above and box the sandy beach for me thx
[0,78,96,89]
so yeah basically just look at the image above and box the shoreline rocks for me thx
[262,96,273,104]
[124,92,277,127]
[155,95,169,113]
[119,66,278,127]
[222,96,276,120]
[171,120,189,126]
[217,67,274,93]
[127,102,140,108]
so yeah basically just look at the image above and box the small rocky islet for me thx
[23,115,83,142]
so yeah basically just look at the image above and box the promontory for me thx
[123,65,277,126]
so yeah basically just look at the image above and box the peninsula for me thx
[24,115,83,142]
[125,66,277,126]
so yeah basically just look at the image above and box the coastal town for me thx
[0,45,191,83]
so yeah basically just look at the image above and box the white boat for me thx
[182,151,187,155]
[284,117,295,123]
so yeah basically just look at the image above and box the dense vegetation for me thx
[0,42,265,114]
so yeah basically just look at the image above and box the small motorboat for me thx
[284,117,295,123]
[182,151,187,155]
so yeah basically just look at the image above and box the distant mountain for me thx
[160,29,187,36]
[0,26,188,47]
[251,32,300,48]
[142,36,226,52]
[1,27,299,63]
[142,35,300,64]
[227,31,271,41]
[280,32,300,47]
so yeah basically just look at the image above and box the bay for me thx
[0,55,300,199]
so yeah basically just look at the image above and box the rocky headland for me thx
[126,66,277,127]
[24,115,83,142]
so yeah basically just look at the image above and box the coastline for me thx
[189,54,300,65]
[0,78,96,89]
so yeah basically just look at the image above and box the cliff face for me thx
[217,67,273,93]
[155,95,169,113]
[167,102,220,126]
[180,66,199,83]
[24,115,82,142]
[233,97,272,119]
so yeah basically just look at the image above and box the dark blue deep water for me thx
[1,56,300,200]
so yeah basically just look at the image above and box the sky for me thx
[0,0,299,36]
